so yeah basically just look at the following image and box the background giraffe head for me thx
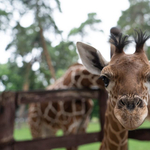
[77,30,150,130]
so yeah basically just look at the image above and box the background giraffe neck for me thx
[47,64,104,90]
[62,64,104,89]
[100,100,128,150]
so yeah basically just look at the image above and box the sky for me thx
[54,0,130,61]
[0,0,130,65]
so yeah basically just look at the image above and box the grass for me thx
[14,124,32,141]
[14,120,150,150]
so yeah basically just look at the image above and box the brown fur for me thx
[100,34,150,149]
[99,52,150,149]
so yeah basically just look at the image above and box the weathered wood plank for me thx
[0,92,16,150]
[17,88,101,104]
[13,129,150,150]
[14,132,102,150]
[98,89,108,134]
[1,89,150,150]
[129,129,150,141]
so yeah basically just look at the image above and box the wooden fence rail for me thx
[0,89,150,150]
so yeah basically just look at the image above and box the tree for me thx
[0,0,78,90]
[117,0,150,35]
[0,1,102,91]
[68,13,102,40]
[12,0,63,81]
[0,0,62,90]
[117,0,150,59]
[0,62,22,91]
[48,41,78,74]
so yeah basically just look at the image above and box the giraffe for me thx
[109,27,121,57]
[77,30,150,150]
[28,63,105,150]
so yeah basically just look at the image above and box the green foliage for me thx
[0,0,63,90]
[117,0,150,58]
[146,47,150,60]
[68,13,102,38]
[117,0,150,35]
[0,61,46,91]
[0,8,12,31]
[0,62,22,90]
[91,100,99,118]
[0,1,102,92]
[48,41,78,73]
[20,0,62,33]
[6,23,41,56]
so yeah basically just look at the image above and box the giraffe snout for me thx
[118,97,144,111]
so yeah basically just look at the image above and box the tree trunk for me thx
[39,25,56,81]
[0,92,16,150]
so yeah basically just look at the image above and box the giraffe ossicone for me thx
[77,30,150,149]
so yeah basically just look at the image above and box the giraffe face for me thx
[77,30,150,130]
[101,52,149,130]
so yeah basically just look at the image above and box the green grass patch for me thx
[14,124,32,141]
[14,120,150,150]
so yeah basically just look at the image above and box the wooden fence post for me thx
[98,89,108,139]
[0,92,16,150]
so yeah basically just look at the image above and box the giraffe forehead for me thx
[101,54,150,97]
[102,53,150,78]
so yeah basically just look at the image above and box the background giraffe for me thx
[28,63,104,150]
[77,30,150,150]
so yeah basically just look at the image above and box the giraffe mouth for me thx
[113,95,149,130]
[119,115,146,130]
[114,105,148,130]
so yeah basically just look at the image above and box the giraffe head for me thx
[77,31,150,130]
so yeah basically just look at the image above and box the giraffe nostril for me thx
[120,100,125,106]
[136,99,143,108]
[118,99,125,108]
[118,97,144,110]
[136,99,141,105]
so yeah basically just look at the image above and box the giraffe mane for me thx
[109,33,131,53]
[133,30,150,52]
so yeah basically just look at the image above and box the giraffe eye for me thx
[147,74,150,82]
[100,75,110,87]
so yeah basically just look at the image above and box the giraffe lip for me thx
[118,118,139,130]
[118,113,147,130]
[114,107,148,130]
[122,121,141,130]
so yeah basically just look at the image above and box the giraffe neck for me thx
[100,100,128,150]
[65,65,104,89]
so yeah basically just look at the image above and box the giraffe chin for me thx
[114,107,148,130]
[117,117,145,130]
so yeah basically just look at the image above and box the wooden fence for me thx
[0,88,150,150]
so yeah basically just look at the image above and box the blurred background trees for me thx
[68,12,102,40]
[1,0,150,118]
[117,0,150,35]
[0,0,102,91]
[117,0,150,59]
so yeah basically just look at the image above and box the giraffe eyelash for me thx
[100,73,113,80]
[145,72,150,82]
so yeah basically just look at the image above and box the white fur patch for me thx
[144,82,150,105]
[106,81,115,94]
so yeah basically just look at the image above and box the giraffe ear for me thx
[76,42,108,75]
